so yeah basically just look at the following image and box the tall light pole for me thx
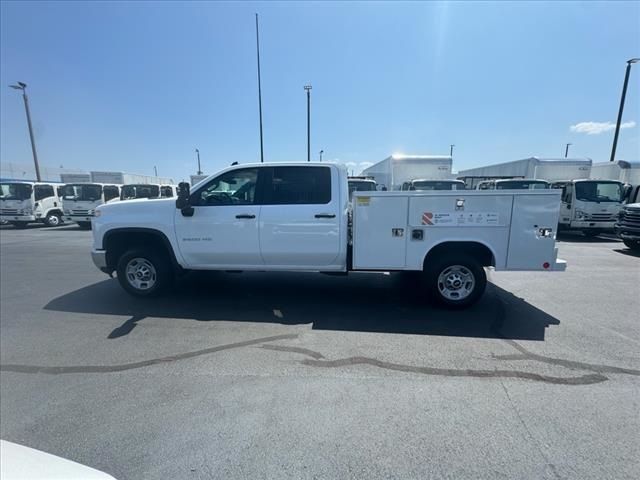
[450,144,455,157]
[255,13,264,163]
[610,58,639,162]
[304,84,312,162]
[319,150,324,162]
[9,82,41,181]
[564,143,572,158]
[154,166,158,176]
[195,148,202,175]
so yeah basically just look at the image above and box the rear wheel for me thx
[623,239,640,252]
[116,248,172,297]
[45,213,62,227]
[425,254,487,308]
[77,221,92,230]
[10,222,28,229]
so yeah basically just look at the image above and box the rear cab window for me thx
[263,166,331,205]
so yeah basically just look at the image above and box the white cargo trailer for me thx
[190,174,208,186]
[60,173,91,183]
[590,161,640,185]
[361,155,452,190]
[458,157,592,188]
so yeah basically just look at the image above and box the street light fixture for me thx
[9,81,41,181]
[450,144,455,157]
[304,84,312,162]
[610,58,639,162]
[565,143,572,158]
[319,150,324,162]
[195,148,202,175]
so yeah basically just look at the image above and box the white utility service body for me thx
[0,181,64,227]
[91,163,565,307]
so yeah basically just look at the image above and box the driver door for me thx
[174,167,263,268]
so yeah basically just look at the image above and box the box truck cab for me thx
[361,155,453,191]
[61,183,121,229]
[401,179,466,191]
[348,177,377,199]
[0,182,64,228]
[476,179,550,190]
[552,179,624,236]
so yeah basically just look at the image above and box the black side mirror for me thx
[176,182,194,216]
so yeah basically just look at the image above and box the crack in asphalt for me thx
[0,334,298,375]
[260,344,326,359]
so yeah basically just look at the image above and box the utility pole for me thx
[450,144,455,158]
[195,148,202,175]
[610,58,639,162]
[154,166,158,176]
[304,84,312,162]
[9,82,41,181]
[564,143,572,158]
[255,13,265,163]
[319,150,323,162]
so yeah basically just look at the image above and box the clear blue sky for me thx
[1,1,639,181]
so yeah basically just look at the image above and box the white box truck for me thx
[60,183,121,229]
[90,171,175,185]
[90,162,566,308]
[0,181,64,227]
[590,160,640,186]
[361,155,452,190]
[458,157,592,189]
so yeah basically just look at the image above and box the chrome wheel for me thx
[437,265,475,301]
[46,214,60,226]
[125,258,157,291]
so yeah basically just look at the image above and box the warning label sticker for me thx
[422,212,500,227]
[356,196,370,206]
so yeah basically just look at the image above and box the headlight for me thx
[94,210,102,217]
[23,208,32,214]
[88,209,94,215]
[574,209,588,220]
[65,209,71,215]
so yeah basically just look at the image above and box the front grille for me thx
[71,209,91,215]
[589,213,615,222]
[1,209,19,215]
[618,207,640,226]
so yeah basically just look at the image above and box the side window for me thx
[562,185,572,203]
[160,186,174,198]
[103,186,119,202]
[34,185,54,201]
[194,168,258,206]
[265,166,331,205]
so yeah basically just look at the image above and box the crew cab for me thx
[91,163,566,308]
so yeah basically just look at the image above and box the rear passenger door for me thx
[259,166,340,268]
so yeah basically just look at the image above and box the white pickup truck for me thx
[91,163,566,308]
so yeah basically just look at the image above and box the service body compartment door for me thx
[506,192,561,270]
[353,195,408,269]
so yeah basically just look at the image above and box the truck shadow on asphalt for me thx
[44,271,559,341]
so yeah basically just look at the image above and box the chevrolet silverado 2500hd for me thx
[91,163,566,308]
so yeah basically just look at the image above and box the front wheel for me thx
[44,213,62,227]
[425,254,487,308]
[116,249,172,297]
[623,239,640,252]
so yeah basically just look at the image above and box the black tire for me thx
[424,254,487,308]
[10,222,28,229]
[582,230,600,238]
[623,239,640,252]
[77,221,92,230]
[44,213,62,227]
[116,248,172,297]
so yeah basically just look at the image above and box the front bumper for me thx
[569,220,615,230]
[614,223,640,241]
[0,215,36,222]
[65,215,94,223]
[91,249,108,272]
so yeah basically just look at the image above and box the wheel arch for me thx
[423,240,496,271]
[103,227,181,272]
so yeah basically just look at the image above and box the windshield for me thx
[61,184,103,201]
[412,181,462,191]
[121,184,160,199]
[496,180,549,190]
[575,181,623,203]
[0,183,32,201]
[348,181,376,194]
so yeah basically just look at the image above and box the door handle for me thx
[315,214,336,218]
[235,214,256,219]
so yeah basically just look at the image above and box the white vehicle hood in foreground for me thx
[0,440,117,480]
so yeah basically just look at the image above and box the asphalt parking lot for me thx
[1,223,639,480]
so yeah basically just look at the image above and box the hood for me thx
[96,197,175,214]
